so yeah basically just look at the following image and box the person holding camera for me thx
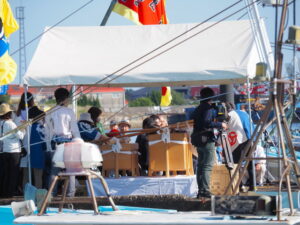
[191,87,228,198]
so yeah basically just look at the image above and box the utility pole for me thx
[15,6,27,85]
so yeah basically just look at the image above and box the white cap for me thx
[79,113,93,123]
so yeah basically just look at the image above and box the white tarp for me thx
[24,20,271,87]
[91,175,197,197]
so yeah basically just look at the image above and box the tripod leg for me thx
[59,177,69,212]
[89,170,118,211]
[38,176,59,216]
[86,175,99,214]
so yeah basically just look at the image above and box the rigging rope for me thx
[2,0,260,141]
[11,0,95,56]
[70,0,244,98]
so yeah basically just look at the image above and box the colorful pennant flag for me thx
[0,0,19,85]
[160,86,172,107]
[113,0,171,106]
[113,0,168,25]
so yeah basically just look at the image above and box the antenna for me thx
[15,6,27,85]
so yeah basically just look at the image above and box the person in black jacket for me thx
[135,117,157,176]
[191,87,228,198]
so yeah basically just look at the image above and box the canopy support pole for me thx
[24,85,32,185]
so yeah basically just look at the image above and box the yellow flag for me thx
[160,86,172,107]
[0,0,19,37]
[0,0,19,85]
[0,52,17,85]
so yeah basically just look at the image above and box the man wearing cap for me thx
[107,120,120,137]
[0,103,25,197]
[119,120,131,143]
[191,87,228,198]
[78,113,110,143]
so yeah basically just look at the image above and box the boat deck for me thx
[14,210,300,225]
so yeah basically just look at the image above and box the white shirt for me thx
[227,110,248,151]
[14,111,31,167]
[45,105,81,151]
[254,145,266,164]
[0,119,25,153]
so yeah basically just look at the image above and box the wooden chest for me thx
[210,164,239,195]
[148,132,194,177]
[100,143,139,178]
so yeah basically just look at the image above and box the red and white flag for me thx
[113,0,168,25]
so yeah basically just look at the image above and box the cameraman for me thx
[191,87,228,198]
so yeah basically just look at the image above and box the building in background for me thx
[6,85,125,112]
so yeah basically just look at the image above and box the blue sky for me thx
[7,0,300,84]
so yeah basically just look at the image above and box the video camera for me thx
[211,101,230,123]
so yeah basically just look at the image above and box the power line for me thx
[11,0,95,56]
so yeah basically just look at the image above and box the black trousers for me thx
[0,152,21,197]
[232,140,254,187]
[232,141,248,163]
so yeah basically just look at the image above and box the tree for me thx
[77,95,88,106]
[77,95,101,107]
[129,97,155,107]
[125,89,134,101]
[149,90,161,106]
[171,90,186,105]
[93,96,101,108]
[149,89,187,106]
[128,89,187,107]
[0,94,10,104]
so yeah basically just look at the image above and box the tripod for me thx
[219,130,234,170]
[218,130,236,193]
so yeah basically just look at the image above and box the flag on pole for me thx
[113,0,171,106]
[160,86,172,107]
[0,0,19,85]
[113,0,168,25]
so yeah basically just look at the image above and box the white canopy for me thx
[24,20,272,87]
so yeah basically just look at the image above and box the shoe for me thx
[240,185,247,193]
[197,190,211,198]
[248,186,255,191]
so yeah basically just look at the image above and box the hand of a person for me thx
[99,135,111,144]
[255,163,261,171]
[222,122,228,130]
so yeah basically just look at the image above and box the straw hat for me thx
[79,113,93,123]
[118,120,131,128]
[0,103,13,116]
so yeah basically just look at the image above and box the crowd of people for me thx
[0,88,109,197]
[0,86,273,199]
[0,87,171,198]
